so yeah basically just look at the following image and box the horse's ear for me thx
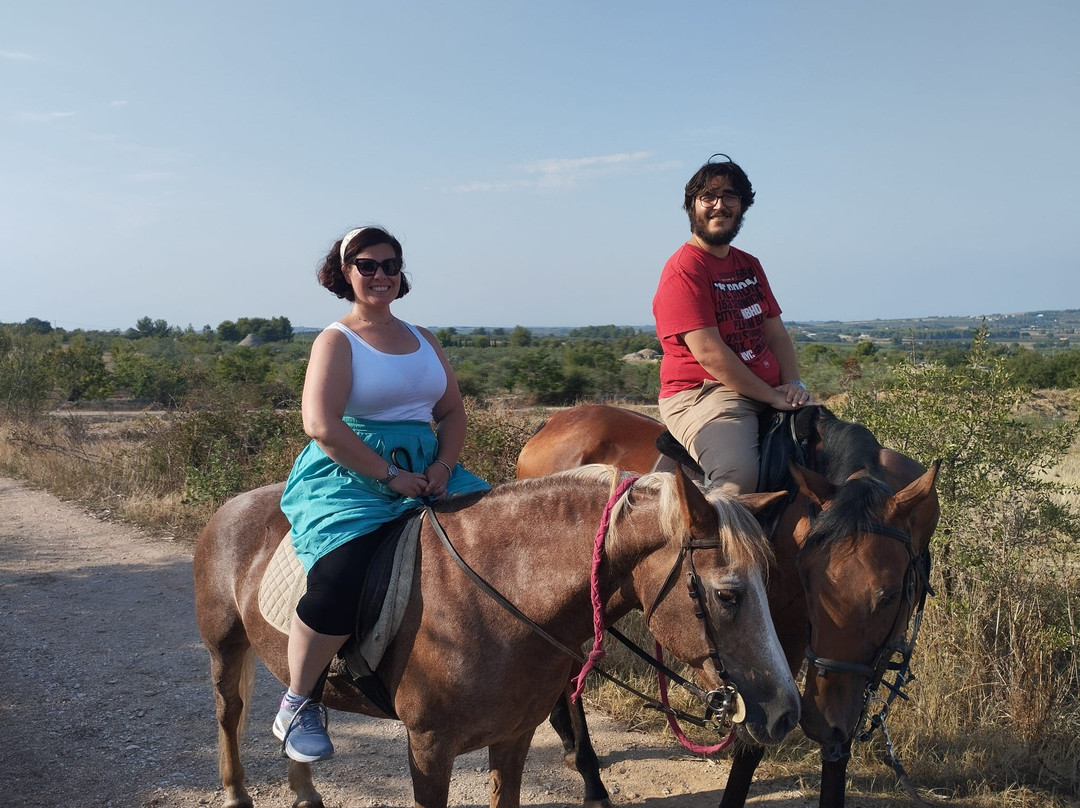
[675,465,716,535]
[789,461,836,509]
[735,490,789,514]
[889,460,941,554]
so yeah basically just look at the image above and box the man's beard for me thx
[691,208,744,247]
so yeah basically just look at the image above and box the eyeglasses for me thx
[352,257,404,277]
[697,192,741,208]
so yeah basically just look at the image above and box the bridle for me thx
[426,477,745,747]
[800,477,933,764]
[641,526,744,733]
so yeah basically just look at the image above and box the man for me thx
[652,154,811,494]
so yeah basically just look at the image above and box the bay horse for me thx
[517,404,940,808]
[194,465,802,808]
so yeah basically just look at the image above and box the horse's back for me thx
[194,482,289,638]
[517,404,664,478]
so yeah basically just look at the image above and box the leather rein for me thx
[423,480,742,739]
[801,477,933,765]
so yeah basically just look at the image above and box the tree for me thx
[134,317,172,339]
[22,317,53,335]
[46,338,112,402]
[509,326,533,347]
[216,346,273,385]
[0,332,51,416]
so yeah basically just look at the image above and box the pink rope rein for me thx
[655,641,736,755]
[571,475,638,703]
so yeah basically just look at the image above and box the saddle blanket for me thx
[257,514,422,671]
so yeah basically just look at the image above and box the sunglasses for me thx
[352,257,404,277]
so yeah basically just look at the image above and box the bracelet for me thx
[785,379,807,392]
[435,459,453,475]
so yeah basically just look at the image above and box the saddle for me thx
[653,407,817,537]
[258,510,426,719]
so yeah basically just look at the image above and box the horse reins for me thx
[424,480,743,743]
[801,477,933,772]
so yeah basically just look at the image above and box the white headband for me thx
[339,227,369,265]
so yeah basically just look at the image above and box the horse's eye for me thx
[874,589,900,611]
[715,589,738,606]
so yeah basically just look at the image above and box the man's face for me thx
[690,177,744,247]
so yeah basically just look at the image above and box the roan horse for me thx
[194,465,802,808]
[516,404,940,808]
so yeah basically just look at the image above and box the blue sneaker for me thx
[273,698,334,762]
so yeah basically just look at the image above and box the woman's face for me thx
[348,242,401,305]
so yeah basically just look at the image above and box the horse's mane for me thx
[542,465,773,572]
[812,406,884,484]
[804,475,892,550]
[804,406,893,550]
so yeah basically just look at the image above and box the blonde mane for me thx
[541,465,773,571]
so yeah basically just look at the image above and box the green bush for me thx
[459,397,541,484]
[837,325,1080,787]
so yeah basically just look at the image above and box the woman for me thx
[275,226,490,763]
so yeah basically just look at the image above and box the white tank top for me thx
[324,321,447,422]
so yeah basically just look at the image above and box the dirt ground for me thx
[0,475,812,808]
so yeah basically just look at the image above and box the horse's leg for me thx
[551,688,611,808]
[818,742,851,808]
[718,741,765,808]
[487,728,536,808]
[287,760,324,808]
[206,635,256,808]
[406,731,454,808]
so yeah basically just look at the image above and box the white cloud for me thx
[131,171,177,182]
[108,100,129,108]
[0,50,35,61]
[449,179,529,194]
[11,110,76,123]
[452,151,656,193]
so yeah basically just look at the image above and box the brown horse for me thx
[517,404,940,808]
[194,465,801,808]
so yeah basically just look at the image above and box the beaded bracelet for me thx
[785,379,807,392]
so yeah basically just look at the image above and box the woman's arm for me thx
[419,328,467,498]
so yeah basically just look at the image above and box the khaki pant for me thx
[658,380,769,494]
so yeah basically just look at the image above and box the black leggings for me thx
[295,535,381,636]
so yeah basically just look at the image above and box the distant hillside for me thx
[295,310,1080,347]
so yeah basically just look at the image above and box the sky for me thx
[2,1,1079,333]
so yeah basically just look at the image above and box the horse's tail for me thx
[217,646,256,773]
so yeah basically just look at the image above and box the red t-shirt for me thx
[652,243,782,398]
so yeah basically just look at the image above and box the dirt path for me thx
[0,476,809,808]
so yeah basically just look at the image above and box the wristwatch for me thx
[377,464,399,486]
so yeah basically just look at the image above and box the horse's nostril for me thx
[776,709,799,740]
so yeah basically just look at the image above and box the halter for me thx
[801,477,933,764]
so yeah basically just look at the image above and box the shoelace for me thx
[282,699,329,744]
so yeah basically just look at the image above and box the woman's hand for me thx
[421,460,452,499]
[386,470,429,499]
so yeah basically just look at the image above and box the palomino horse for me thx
[517,404,940,808]
[194,465,801,808]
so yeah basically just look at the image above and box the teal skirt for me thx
[280,417,490,571]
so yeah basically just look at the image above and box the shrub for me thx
[837,324,1080,791]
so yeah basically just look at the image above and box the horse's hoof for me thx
[292,800,324,808]
[584,800,613,808]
